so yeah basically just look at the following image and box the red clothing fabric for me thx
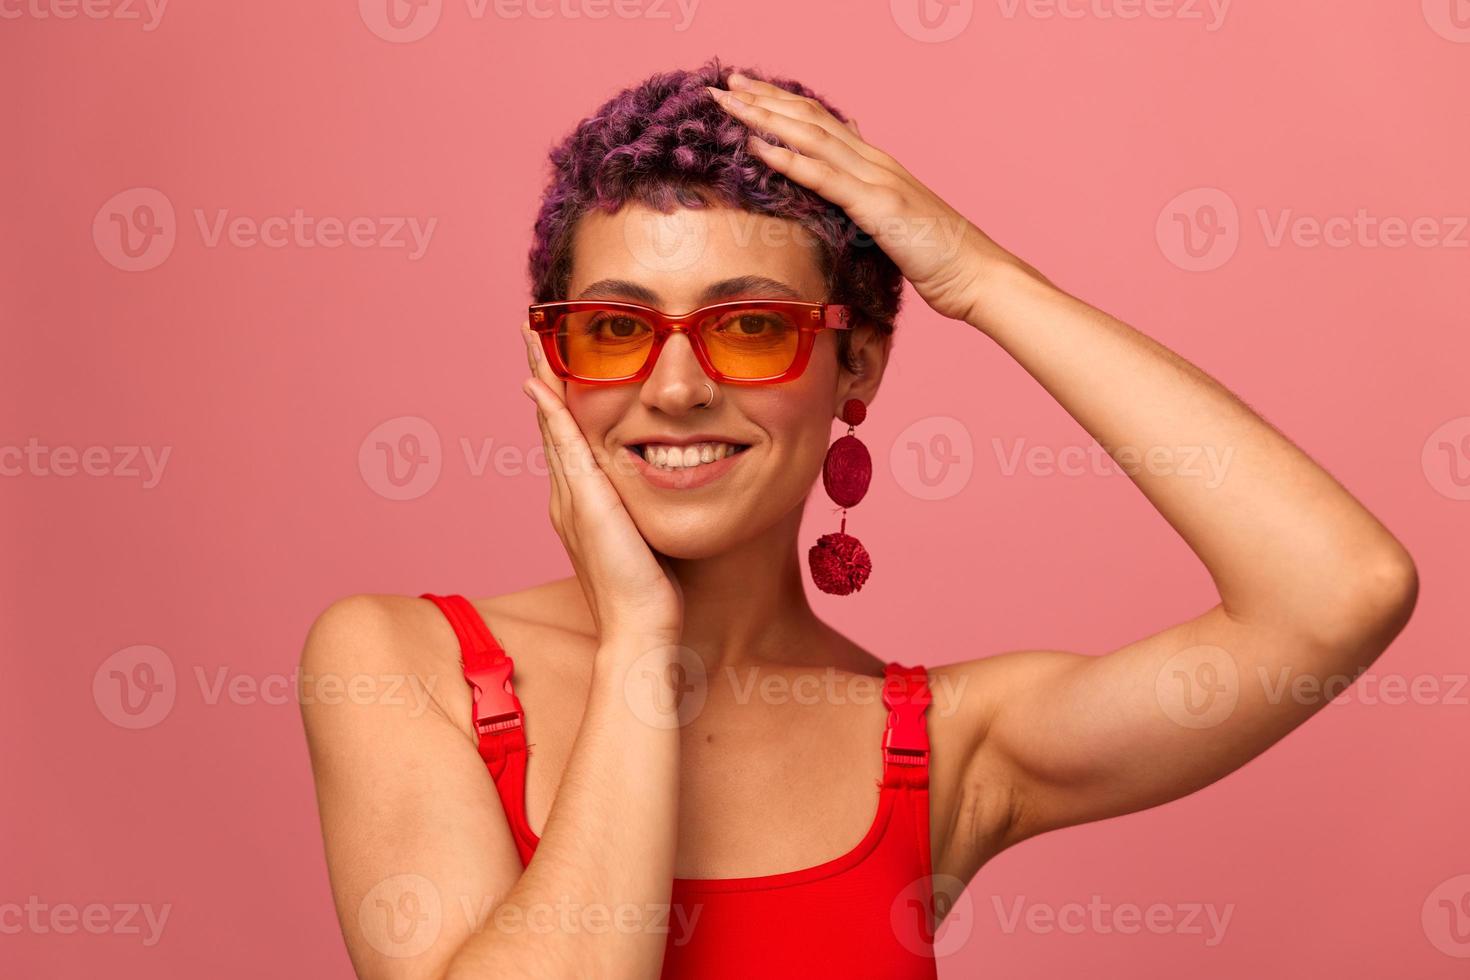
[422,592,941,978]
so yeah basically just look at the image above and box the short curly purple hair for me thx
[527,56,902,374]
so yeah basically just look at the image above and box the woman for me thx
[300,58,1418,978]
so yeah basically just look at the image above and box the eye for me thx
[714,312,786,336]
[586,313,650,340]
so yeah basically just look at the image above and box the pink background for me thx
[4,1,1468,976]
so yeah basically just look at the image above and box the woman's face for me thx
[562,202,886,560]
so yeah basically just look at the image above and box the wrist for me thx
[961,252,1054,336]
[593,632,683,675]
[589,637,694,732]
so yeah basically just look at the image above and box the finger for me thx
[522,320,577,504]
[707,88,897,187]
[724,76,906,179]
[724,71,807,102]
[527,384,569,521]
[525,375,607,490]
[522,320,567,405]
[712,83,892,173]
[743,133,891,228]
[532,399,568,524]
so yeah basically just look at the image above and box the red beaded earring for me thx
[808,397,872,596]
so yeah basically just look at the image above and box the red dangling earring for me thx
[808,397,873,596]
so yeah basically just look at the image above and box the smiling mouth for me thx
[631,442,752,470]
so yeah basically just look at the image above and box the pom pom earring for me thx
[808,398,872,596]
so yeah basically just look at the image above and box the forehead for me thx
[566,203,827,307]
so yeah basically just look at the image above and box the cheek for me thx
[566,388,622,446]
[738,388,834,474]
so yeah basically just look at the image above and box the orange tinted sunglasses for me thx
[528,299,853,385]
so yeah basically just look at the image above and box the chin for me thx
[635,518,744,561]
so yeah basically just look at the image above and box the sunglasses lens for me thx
[698,307,800,380]
[550,305,805,381]
[557,309,657,380]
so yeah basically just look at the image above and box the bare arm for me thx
[950,261,1417,849]
[302,321,689,977]
[300,597,680,979]
[702,73,1418,867]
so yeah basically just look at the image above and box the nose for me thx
[640,330,715,414]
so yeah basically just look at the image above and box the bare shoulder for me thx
[297,593,472,733]
[927,648,1088,736]
[923,647,1093,876]
[469,576,599,656]
[298,580,595,737]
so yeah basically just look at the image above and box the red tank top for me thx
[422,592,941,978]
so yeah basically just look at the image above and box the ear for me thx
[835,322,891,415]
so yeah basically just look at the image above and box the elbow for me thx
[1313,544,1419,660]
[1356,544,1419,631]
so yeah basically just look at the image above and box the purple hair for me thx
[527,56,902,372]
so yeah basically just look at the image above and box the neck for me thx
[658,504,828,672]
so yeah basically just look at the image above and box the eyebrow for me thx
[573,275,806,305]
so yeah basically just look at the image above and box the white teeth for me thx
[640,441,744,469]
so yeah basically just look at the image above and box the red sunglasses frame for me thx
[527,299,854,385]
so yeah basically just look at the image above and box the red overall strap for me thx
[420,593,535,862]
[881,663,932,789]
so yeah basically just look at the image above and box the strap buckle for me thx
[465,658,524,736]
[882,670,932,767]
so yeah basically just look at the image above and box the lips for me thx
[624,441,751,490]
[630,442,751,463]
